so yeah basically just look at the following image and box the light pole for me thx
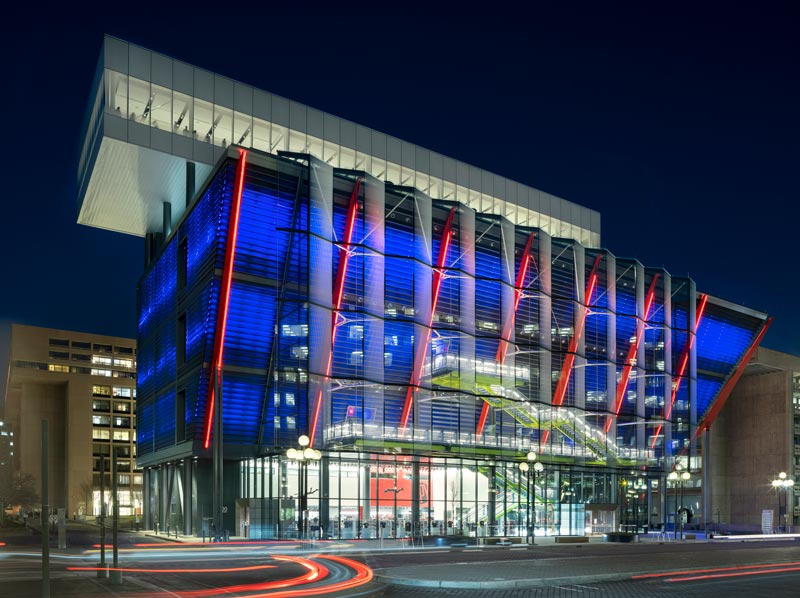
[771,472,795,532]
[633,478,646,533]
[286,435,321,541]
[668,465,691,540]
[518,451,543,544]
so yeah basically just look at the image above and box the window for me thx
[92,355,112,366]
[176,389,186,442]
[113,358,133,368]
[71,341,91,350]
[48,364,69,373]
[178,314,186,364]
[115,346,134,355]
[92,429,110,440]
[72,353,91,362]
[113,430,130,441]
[49,350,69,360]
[178,239,188,289]
[92,400,110,412]
[118,474,131,485]
[91,369,112,377]
[113,416,131,428]
[113,402,130,413]
[92,343,112,353]
[92,415,111,426]
[115,371,136,379]
[15,360,48,371]
[49,338,69,347]
[92,442,110,455]
[72,366,92,375]
[112,387,131,398]
[114,446,131,457]
[93,385,112,397]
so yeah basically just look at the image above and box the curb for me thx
[374,571,634,589]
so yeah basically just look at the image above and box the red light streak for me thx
[175,555,326,597]
[605,274,660,433]
[309,178,362,447]
[68,564,277,573]
[203,149,248,450]
[245,555,373,598]
[400,207,457,431]
[664,565,800,582]
[632,560,800,580]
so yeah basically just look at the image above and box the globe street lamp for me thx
[518,451,544,544]
[668,465,691,540]
[771,472,795,533]
[286,435,322,540]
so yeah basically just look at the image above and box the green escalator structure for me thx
[433,371,621,463]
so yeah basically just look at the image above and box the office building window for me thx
[49,338,69,347]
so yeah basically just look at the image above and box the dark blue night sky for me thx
[2,4,798,357]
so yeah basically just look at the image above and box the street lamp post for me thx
[771,472,795,533]
[668,465,691,540]
[518,451,543,544]
[286,435,322,541]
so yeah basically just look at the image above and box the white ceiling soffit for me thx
[78,138,212,237]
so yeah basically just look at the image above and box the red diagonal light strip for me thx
[400,207,457,431]
[696,316,772,433]
[477,232,537,436]
[495,232,537,364]
[541,254,604,446]
[650,293,708,449]
[605,274,660,434]
[203,149,248,450]
[309,178,362,448]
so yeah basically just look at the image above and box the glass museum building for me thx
[78,36,771,539]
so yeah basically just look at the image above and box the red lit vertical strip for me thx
[203,149,248,450]
[541,254,604,446]
[308,178,363,448]
[650,293,708,448]
[477,233,536,436]
[605,274,660,434]
[399,207,457,432]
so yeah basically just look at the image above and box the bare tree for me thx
[79,478,95,518]
[1,471,39,518]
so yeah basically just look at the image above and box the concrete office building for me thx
[3,324,140,517]
[76,36,770,539]
[710,347,800,531]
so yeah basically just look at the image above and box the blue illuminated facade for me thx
[137,147,769,540]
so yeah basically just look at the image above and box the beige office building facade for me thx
[3,324,139,517]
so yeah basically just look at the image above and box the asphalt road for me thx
[3,523,800,597]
